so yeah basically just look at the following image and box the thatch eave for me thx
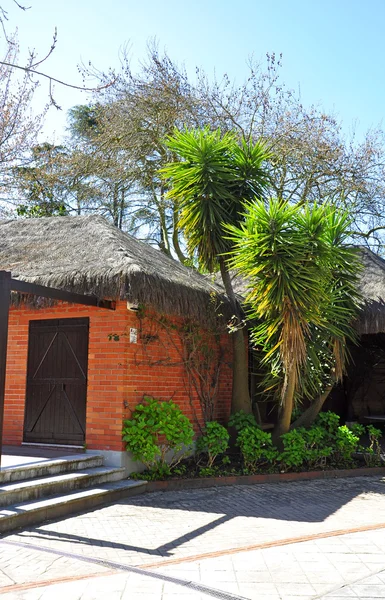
[0,215,230,321]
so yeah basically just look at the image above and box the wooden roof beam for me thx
[10,278,116,310]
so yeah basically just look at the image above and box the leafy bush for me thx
[315,411,340,434]
[333,425,360,465]
[363,425,383,467]
[280,427,332,471]
[122,397,194,477]
[237,426,279,472]
[348,422,365,439]
[228,410,258,433]
[199,466,218,477]
[196,421,230,467]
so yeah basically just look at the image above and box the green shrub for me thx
[364,425,383,467]
[348,422,365,438]
[199,466,218,477]
[228,410,258,433]
[280,428,307,470]
[122,397,194,477]
[333,425,360,465]
[315,411,340,434]
[303,426,333,469]
[237,426,279,472]
[280,426,334,471]
[196,421,230,467]
[367,424,382,447]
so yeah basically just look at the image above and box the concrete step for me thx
[0,466,126,507]
[0,454,104,484]
[0,479,147,534]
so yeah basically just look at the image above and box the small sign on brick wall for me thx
[129,327,138,344]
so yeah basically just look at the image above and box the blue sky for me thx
[5,0,385,142]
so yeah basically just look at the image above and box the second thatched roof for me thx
[214,247,385,335]
[0,215,227,319]
[355,247,385,334]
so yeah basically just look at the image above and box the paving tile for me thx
[275,582,316,596]
[3,477,385,599]
[323,597,358,599]
[356,554,385,564]
[234,587,281,600]
[347,584,385,597]
[234,581,279,594]
[235,570,273,583]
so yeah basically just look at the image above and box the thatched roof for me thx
[355,247,385,335]
[0,215,228,319]
[215,248,385,335]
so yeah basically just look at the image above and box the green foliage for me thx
[315,411,340,434]
[162,127,271,272]
[237,426,279,472]
[13,144,71,218]
[334,426,360,465]
[172,464,188,477]
[211,415,382,477]
[363,425,383,467]
[226,200,362,430]
[199,466,219,477]
[128,409,383,481]
[68,105,102,139]
[367,424,382,440]
[228,410,258,433]
[347,422,365,439]
[280,427,333,470]
[122,397,194,476]
[196,421,230,467]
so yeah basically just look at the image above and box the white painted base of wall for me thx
[86,442,196,476]
[86,449,145,475]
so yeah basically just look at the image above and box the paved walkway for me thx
[1,475,385,598]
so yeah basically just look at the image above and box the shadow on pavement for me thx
[19,514,232,558]
[11,475,385,560]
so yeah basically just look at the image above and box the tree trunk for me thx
[112,183,119,227]
[219,258,252,415]
[157,188,172,257]
[172,205,188,264]
[118,188,125,229]
[272,368,296,448]
[290,385,333,430]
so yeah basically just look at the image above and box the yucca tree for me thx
[161,127,271,414]
[226,199,362,442]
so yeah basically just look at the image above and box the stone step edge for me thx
[0,466,126,492]
[0,467,127,509]
[0,479,148,535]
[0,454,105,483]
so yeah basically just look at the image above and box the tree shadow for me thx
[12,475,385,559]
[19,514,232,558]
[123,476,385,524]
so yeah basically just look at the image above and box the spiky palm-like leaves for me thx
[162,127,271,272]
[227,199,362,439]
[161,127,271,414]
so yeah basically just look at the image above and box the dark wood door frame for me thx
[0,270,115,466]
[24,318,89,445]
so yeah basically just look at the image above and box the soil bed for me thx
[144,465,385,492]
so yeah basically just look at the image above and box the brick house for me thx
[0,215,232,471]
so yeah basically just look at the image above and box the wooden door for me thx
[24,318,89,445]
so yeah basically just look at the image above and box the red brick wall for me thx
[126,310,233,429]
[4,300,232,450]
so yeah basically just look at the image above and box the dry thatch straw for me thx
[0,215,228,320]
[215,248,385,335]
[355,247,385,334]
